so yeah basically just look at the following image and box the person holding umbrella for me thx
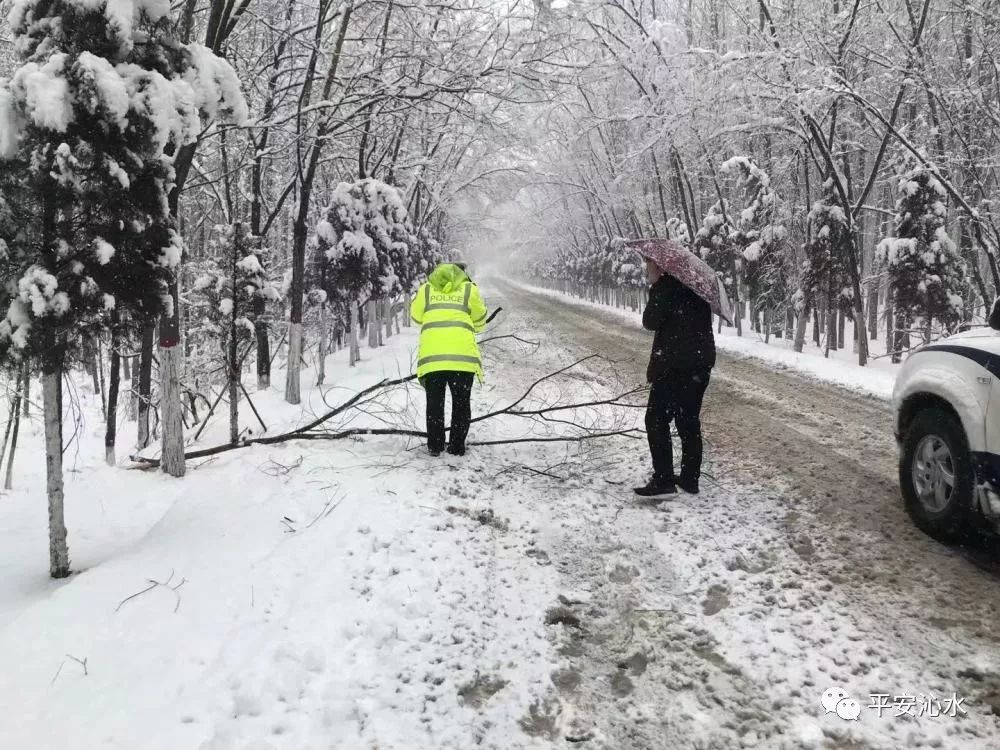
[625,239,730,497]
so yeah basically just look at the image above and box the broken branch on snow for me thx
[131,356,644,466]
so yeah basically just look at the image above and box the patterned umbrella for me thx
[626,238,734,324]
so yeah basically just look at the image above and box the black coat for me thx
[643,273,716,381]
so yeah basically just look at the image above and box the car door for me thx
[988,338,1000,455]
[979,334,1000,483]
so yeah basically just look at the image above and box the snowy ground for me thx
[2,282,1000,749]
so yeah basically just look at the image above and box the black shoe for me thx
[428,447,442,457]
[677,475,699,494]
[446,445,466,456]
[633,479,677,498]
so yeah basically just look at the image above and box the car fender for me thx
[895,366,988,453]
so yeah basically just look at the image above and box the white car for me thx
[893,308,1000,539]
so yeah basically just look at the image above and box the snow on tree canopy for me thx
[188,223,278,353]
[877,164,966,328]
[694,201,737,297]
[93,238,115,265]
[183,44,249,126]
[9,54,72,131]
[802,180,852,316]
[723,157,788,312]
[313,178,419,309]
[0,0,248,363]
[10,0,171,57]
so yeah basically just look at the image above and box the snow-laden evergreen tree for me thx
[722,157,789,332]
[315,179,418,347]
[877,164,967,349]
[191,222,279,442]
[0,0,245,578]
[694,201,737,302]
[666,217,691,245]
[803,180,853,354]
[416,229,444,277]
[608,238,645,309]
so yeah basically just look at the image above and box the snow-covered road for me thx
[492,280,1000,748]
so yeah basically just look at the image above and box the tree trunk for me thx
[317,304,328,387]
[825,297,837,357]
[160,340,186,477]
[793,306,808,353]
[886,296,895,360]
[21,365,29,419]
[892,304,908,364]
[350,301,361,366]
[285,213,308,404]
[367,301,379,348]
[228,333,239,446]
[159,256,185,476]
[95,336,108,420]
[137,322,155,449]
[122,348,131,381]
[3,371,23,491]
[868,282,879,341]
[256,317,270,389]
[0,386,17,473]
[106,310,122,466]
[84,335,100,395]
[43,365,70,578]
[128,363,138,422]
[285,322,304,403]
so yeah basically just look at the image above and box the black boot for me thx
[633,477,677,498]
[677,475,699,494]
[446,445,465,457]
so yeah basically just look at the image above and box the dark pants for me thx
[646,368,711,484]
[423,371,474,452]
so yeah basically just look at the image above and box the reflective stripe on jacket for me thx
[410,263,487,379]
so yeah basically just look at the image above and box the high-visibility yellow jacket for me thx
[410,263,487,379]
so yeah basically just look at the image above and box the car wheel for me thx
[900,407,975,541]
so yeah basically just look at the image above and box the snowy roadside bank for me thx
[508,280,899,401]
[0,325,565,750]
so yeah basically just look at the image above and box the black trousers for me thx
[646,368,711,484]
[423,371,474,452]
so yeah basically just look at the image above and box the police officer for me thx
[410,261,487,456]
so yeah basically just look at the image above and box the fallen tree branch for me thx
[133,375,418,466]
[470,429,645,446]
[471,354,603,424]
[478,334,540,347]
[131,357,641,466]
[116,570,187,613]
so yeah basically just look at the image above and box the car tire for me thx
[900,407,976,541]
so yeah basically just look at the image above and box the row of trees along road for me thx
[0,0,552,577]
[502,0,1000,367]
